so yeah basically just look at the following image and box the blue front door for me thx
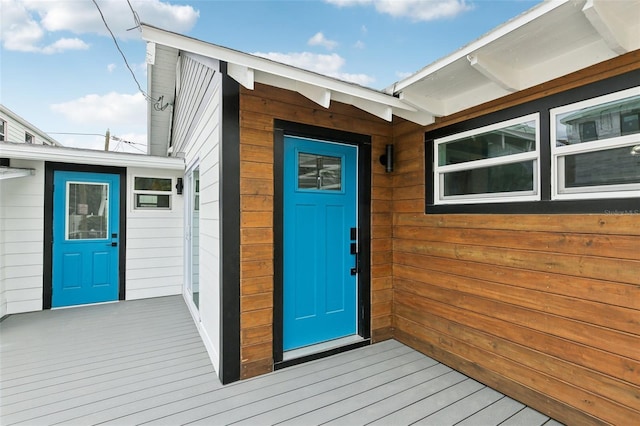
[52,171,120,307]
[284,136,358,350]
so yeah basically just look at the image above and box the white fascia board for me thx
[141,24,415,113]
[467,54,521,92]
[227,63,254,90]
[0,143,185,170]
[386,0,569,94]
[582,0,633,54]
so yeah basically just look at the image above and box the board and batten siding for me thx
[0,160,44,317]
[238,83,394,379]
[391,51,640,426]
[125,167,184,301]
[172,54,224,376]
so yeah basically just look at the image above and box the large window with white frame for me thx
[433,113,540,205]
[0,119,6,141]
[551,87,640,200]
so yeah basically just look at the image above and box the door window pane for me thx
[298,152,342,190]
[67,182,108,240]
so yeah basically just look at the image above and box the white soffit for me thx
[140,24,427,124]
[389,0,640,118]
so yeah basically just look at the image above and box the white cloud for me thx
[107,63,117,73]
[253,51,375,86]
[308,32,338,50]
[354,40,365,49]
[1,0,199,53]
[326,0,473,21]
[50,92,146,129]
[41,37,89,54]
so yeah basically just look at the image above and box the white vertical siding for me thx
[0,160,45,317]
[125,167,184,300]
[174,56,223,375]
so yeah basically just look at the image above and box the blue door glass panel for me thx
[284,136,358,351]
[52,171,120,307]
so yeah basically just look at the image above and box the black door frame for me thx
[43,162,127,309]
[273,120,371,369]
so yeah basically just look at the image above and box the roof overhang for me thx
[141,23,430,150]
[386,0,640,118]
[0,142,184,170]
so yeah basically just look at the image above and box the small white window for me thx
[551,87,640,200]
[133,177,172,209]
[433,114,540,205]
[25,132,34,144]
[0,119,6,141]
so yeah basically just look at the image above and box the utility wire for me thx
[91,0,153,102]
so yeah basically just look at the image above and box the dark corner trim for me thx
[43,162,127,310]
[272,120,372,364]
[425,69,640,215]
[220,61,242,384]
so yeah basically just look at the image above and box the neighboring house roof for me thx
[0,104,63,147]
[143,0,639,156]
[386,0,640,118]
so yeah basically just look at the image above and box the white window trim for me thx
[434,113,540,205]
[0,118,6,141]
[551,86,640,200]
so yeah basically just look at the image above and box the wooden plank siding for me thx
[390,52,640,426]
[238,83,394,378]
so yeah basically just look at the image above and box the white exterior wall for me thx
[0,160,45,317]
[0,157,183,318]
[126,167,184,300]
[173,53,223,376]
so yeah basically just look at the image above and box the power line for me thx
[91,0,152,102]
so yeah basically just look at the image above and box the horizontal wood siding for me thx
[125,167,184,301]
[0,160,44,316]
[391,52,640,425]
[239,83,393,378]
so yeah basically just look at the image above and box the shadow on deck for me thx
[0,296,561,425]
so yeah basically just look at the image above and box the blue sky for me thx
[1,0,540,152]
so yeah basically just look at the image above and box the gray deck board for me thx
[0,296,560,426]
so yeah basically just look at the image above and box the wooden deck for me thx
[0,296,561,425]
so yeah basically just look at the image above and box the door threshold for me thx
[52,300,119,310]
[276,335,369,370]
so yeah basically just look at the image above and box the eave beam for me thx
[0,167,35,180]
[467,54,521,92]
[398,92,447,117]
[227,63,254,90]
[295,82,331,108]
[582,0,633,54]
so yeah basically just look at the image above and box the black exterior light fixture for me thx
[379,144,394,173]
[175,177,184,195]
